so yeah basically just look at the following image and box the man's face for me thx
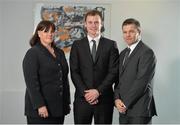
[122,24,140,46]
[85,15,102,38]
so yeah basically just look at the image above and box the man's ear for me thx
[138,28,141,34]
[83,22,87,33]
[100,22,105,33]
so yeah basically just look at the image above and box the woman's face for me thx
[38,27,55,45]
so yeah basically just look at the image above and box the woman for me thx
[23,20,70,124]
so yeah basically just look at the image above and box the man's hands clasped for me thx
[84,89,100,105]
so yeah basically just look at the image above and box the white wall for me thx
[178,3,180,120]
[111,0,180,124]
[110,0,180,124]
[0,0,180,124]
[1,0,34,123]
[0,0,2,122]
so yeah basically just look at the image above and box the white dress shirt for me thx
[128,39,140,56]
[87,35,101,52]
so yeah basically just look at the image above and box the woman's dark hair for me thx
[29,20,56,47]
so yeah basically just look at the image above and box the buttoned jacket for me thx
[23,42,70,117]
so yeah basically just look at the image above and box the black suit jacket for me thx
[114,41,157,117]
[23,42,70,117]
[70,36,119,103]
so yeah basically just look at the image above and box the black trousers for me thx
[73,99,114,124]
[119,114,152,124]
[27,116,64,124]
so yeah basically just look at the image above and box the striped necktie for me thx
[123,48,131,65]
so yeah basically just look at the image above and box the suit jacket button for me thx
[59,85,63,88]
[59,92,63,96]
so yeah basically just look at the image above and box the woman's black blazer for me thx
[23,42,70,117]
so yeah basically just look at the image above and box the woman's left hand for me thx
[38,106,49,118]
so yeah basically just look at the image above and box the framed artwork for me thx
[34,3,111,56]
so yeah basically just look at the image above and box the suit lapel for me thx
[130,41,143,57]
[83,37,94,63]
[120,41,143,74]
[94,37,104,64]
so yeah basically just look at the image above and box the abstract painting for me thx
[34,3,111,55]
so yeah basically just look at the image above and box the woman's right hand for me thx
[38,106,49,118]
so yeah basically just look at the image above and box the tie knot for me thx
[92,40,96,44]
[125,47,131,57]
[127,47,131,52]
[123,47,131,65]
[126,48,131,55]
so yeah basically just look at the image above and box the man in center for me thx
[70,10,119,124]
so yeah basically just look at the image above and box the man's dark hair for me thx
[84,10,103,22]
[122,18,141,33]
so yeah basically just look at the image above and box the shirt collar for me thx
[87,34,101,43]
[128,39,141,54]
